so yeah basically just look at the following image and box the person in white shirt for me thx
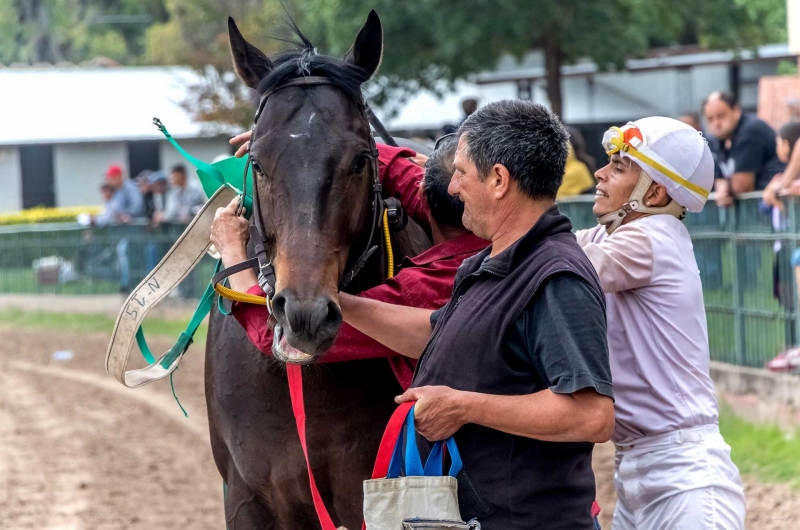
[160,164,207,224]
[574,117,745,529]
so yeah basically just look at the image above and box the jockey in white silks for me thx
[575,117,746,529]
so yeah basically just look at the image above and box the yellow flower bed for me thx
[0,206,102,226]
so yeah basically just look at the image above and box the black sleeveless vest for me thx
[413,205,605,530]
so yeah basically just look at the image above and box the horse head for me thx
[228,11,383,363]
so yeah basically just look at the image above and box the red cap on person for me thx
[105,164,123,179]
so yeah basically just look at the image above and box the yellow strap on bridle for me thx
[214,282,268,305]
[382,209,394,279]
[215,209,394,306]
[606,127,709,199]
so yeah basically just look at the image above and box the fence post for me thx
[728,200,745,366]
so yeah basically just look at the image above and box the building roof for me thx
[475,43,793,85]
[0,65,483,146]
[0,66,229,146]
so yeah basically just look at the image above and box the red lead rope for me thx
[286,364,338,530]
[286,364,415,530]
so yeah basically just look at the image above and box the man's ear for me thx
[490,164,512,200]
[645,183,670,207]
[344,10,383,80]
[229,17,273,89]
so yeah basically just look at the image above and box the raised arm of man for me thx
[338,293,434,358]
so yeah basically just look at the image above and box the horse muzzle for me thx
[270,290,342,363]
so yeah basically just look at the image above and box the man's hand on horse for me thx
[211,197,250,260]
[396,385,468,441]
[230,130,252,158]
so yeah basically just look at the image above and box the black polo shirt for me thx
[430,272,612,399]
[708,113,785,190]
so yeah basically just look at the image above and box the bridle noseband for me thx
[237,76,384,312]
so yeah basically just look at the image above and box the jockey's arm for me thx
[339,293,433,359]
[575,223,654,293]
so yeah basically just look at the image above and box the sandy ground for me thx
[0,326,797,529]
[0,329,223,530]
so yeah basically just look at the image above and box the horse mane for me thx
[256,17,368,104]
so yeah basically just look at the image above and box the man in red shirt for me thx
[210,137,487,389]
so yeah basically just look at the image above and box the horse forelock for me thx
[255,23,367,106]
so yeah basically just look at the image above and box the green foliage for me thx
[298,0,787,115]
[777,59,799,76]
[0,0,788,120]
[719,404,800,488]
[0,0,168,65]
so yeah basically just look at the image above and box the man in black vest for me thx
[341,100,614,529]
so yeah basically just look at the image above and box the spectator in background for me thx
[703,91,785,207]
[136,170,154,217]
[557,126,596,199]
[763,122,800,210]
[678,111,702,131]
[140,171,169,272]
[148,171,169,221]
[103,164,144,221]
[93,182,119,227]
[160,164,206,224]
[440,97,479,135]
[92,165,143,294]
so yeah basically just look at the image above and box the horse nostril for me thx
[325,299,342,327]
[271,293,287,322]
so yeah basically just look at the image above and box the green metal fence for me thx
[0,221,218,298]
[0,193,794,368]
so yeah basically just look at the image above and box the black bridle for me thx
[215,76,385,312]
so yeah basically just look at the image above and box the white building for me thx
[0,66,233,213]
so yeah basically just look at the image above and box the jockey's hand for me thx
[211,197,250,265]
[230,130,253,158]
[395,385,467,441]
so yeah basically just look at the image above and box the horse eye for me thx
[353,154,368,173]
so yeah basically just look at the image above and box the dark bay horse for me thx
[206,11,426,529]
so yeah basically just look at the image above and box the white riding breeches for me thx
[611,424,745,530]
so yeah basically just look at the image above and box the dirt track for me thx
[0,329,223,530]
[0,327,797,529]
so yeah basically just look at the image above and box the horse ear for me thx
[344,10,383,80]
[228,17,273,89]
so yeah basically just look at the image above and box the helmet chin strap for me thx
[597,170,687,235]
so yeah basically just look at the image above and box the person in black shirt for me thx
[341,100,614,529]
[703,91,785,207]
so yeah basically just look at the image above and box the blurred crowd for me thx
[91,162,207,294]
[420,93,800,207]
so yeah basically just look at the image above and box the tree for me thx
[0,0,168,65]
[299,0,787,118]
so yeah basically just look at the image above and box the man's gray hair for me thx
[458,100,569,200]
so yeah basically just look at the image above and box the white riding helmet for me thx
[597,116,714,234]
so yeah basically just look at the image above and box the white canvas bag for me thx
[363,403,479,530]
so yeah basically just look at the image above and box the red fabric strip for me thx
[286,364,338,530]
[371,401,415,479]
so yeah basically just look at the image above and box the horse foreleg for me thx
[223,471,275,530]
